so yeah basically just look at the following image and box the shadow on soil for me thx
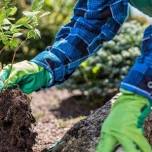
[49,94,107,119]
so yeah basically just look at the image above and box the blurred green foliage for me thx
[0,0,74,65]
[62,20,145,100]
[0,0,48,66]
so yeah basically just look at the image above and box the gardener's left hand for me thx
[96,89,152,152]
[0,60,52,94]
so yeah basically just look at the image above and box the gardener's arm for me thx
[0,0,128,94]
[96,1,152,151]
[96,24,152,152]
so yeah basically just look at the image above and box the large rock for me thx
[48,94,152,152]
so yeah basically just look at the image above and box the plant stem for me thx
[11,40,26,67]
[0,46,5,55]
[3,40,26,88]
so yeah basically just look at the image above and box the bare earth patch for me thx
[31,88,92,152]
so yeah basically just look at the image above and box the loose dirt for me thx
[31,88,91,152]
[0,88,88,152]
[0,88,151,152]
[0,89,37,152]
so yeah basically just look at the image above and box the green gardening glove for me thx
[96,89,152,152]
[0,60,52,94]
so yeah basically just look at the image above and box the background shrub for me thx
[62,20,146,101]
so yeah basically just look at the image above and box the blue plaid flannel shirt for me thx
[31,0,129,86]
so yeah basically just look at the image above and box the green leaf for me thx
[32,0,44,11]
[40,11,50,18]
[34,29,41,38]
[16,17,29,25]
[24,24,33,30]
[30,16,39,27]
[3,0,11,8]
[10,25,21,33]
[0,33,9,46]
[15,17,33,29]
[7,7,17,16]
[27,30,36,39]
[23,11,40,18]
[13,32,23,38]
[3,18,11,25]
[27,29,41,39]
[0,11,5,24]
[2,25,10,30]
[9,38,20,49]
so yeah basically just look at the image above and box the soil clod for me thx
[0,89,37,152]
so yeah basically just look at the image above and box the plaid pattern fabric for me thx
[32,0,128,86]
[121,25,152,100]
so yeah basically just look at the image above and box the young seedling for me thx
[0,0,50,88]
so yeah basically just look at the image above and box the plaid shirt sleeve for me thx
[121,25,152,100]
[31,0,129,87]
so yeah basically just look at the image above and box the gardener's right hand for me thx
[0,60,52,94]
[96,90,152,152]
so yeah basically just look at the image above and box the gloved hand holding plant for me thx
[0,0,51,93]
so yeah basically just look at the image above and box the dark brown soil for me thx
[48,93,152,152]
[0,89,37,152]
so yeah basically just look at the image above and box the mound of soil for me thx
[49,93,152,152]
[0,89,37,152]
